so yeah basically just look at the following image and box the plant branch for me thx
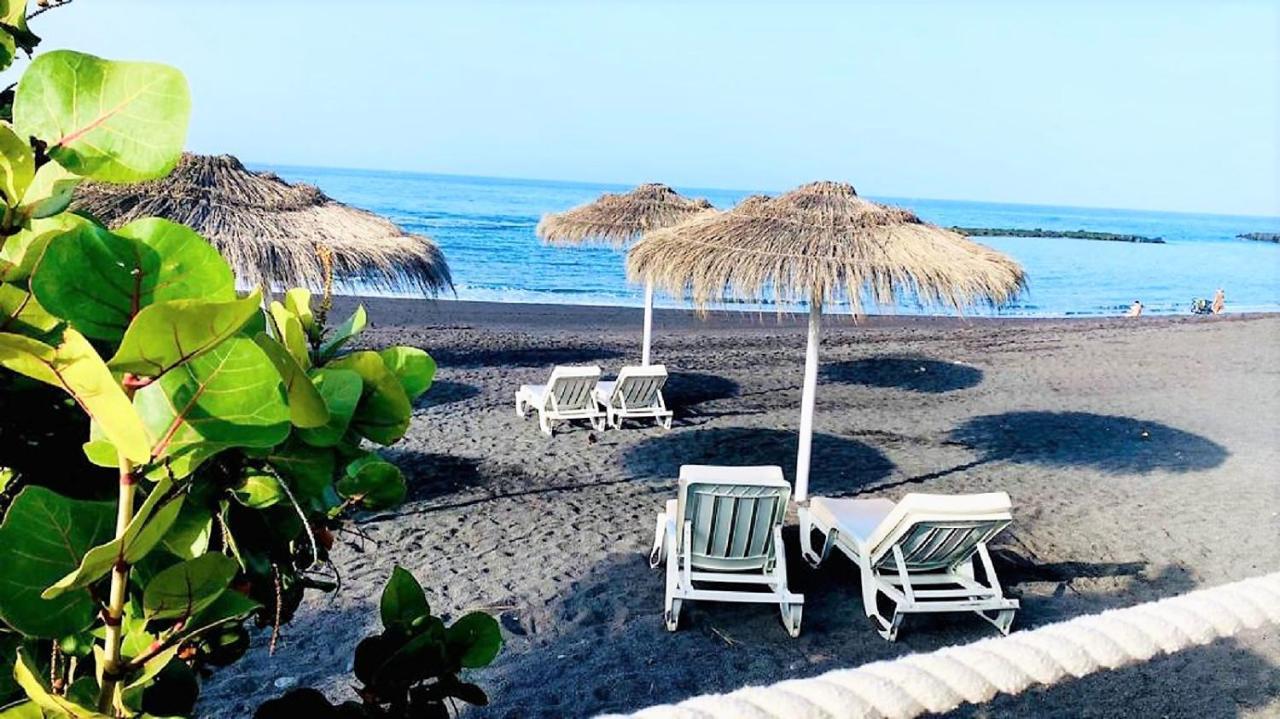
[97,385,139,715]
[26,0,74,21]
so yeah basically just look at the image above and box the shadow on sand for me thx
[623,427,893,495]
[662,372,740,408]
[950,411,1229,474]
[822,356,984,394]
[414,380,481,409]
[381,449,484,503]
[429,345,625,369]
[467,542,1277,719]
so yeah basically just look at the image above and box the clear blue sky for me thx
[10,0,1280,216]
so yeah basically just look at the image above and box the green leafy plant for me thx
[255,567,502,719]
[0,5,436,716]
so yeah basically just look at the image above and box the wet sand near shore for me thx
[200,298,1280,718]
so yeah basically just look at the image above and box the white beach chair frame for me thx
[514,365,605,435]
[798,492,1018,641]
[593,364,673,429]
[648,465,804,637]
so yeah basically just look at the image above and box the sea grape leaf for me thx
[283,287,315,335]
[446,612,503,668]
[0,0,39,54]
[0,328,151,463]
[0,701,42,718]
[44,480,183,598]
[326,351,412,445]
[0,283,58,336]
[336,454,406,510]
[268,301,310,370]
[0,121,34,205]
[378,346,435,400]
[34,219,235,342]
[141,553,237,620]
[0,214,82,283]
[13,649,110,718]
[132,335,289,477]
[161,501,213,560]
[0,487,114,638]
[0,30,13,73]
[13,50,191,183]
[108,291,262,379]
[19,161,80,219]
[261,436,337,509]
[113,217,235,302]
[296,367,363,447]
[253,332,328,428]
[181,589,260,640]
[233,473,284,509]
[380,566,429,631]
[318,304,366,360]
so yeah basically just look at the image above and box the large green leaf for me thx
[44,480,183,598]
[108,292,262,379]
[142,553,237,620]
[261,437,336,510]
[318,304,366,360]
[13,649,110,718]
[326,351,412,445]
[296,367,363,448]
[19,161,80,219]
[0,0,39,54]
[447,612,503,668]
[378,346,435,400]
[253,332,328,428]
[0,122,34,206]
[132,335,289,478]
[0,328,151,463]
[233,473,284,509]
[13,50,191,183]
[0,487,114,637]
[380,566,429,631]
[33,219,234,342]
[161,501,213,560]
[0,214,82,283]
[283,287,315,336]
[336,455,406,510]
[0,283,58,336]
[268,301,310,370]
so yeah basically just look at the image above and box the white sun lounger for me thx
[649,465,804,637]
[593,364,673,429]
[798,492,1018,641]
[515,365,605,435]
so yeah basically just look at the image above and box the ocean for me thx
[261,166,1280,317]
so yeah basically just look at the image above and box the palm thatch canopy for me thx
[536,182,713,247]
[629,181,1025,313]
[73,153,452,295]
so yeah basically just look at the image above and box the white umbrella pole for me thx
[795,298,822,502]
[642,278,654,366]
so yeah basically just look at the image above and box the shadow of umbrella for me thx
[822,356,983,394]
[949,411,1228,474]
[623,427,893,496]
[429,346,625,369]
[662,372,740,418]
[414,380,481,409]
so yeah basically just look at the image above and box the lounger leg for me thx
[978,608,1016,635]
[664,527,681,631]
[858,558,903,641]
[798,508,835,568]
[538,412,553,436]
[649,511,666,568]
[515,392,526,417]
[659,413,672,430]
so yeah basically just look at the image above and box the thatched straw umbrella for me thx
[73,153,452,295]
[536,183,712,365]
[629,181,1026,501]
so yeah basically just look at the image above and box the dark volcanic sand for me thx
[200,299,1280,718]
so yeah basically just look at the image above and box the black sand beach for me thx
[199,299,1280,718]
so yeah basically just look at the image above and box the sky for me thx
[7,0,1279,216]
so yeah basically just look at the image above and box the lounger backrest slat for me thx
[677,465,790,572]
[545,366,601,411]
[867,492,1013,571]
[613,365,668,408]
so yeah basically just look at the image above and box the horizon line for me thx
[241,158,1280,222]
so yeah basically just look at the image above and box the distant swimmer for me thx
[1212,288,1225,314]
[1127,300,1143,317]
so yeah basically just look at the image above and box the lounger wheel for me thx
[780,602,802,638]
[664,599,682,632]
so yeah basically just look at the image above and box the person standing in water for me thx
[1212,288,1225,314]
[1127,299,1143,317]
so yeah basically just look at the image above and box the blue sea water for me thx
[259,166,1280,317]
